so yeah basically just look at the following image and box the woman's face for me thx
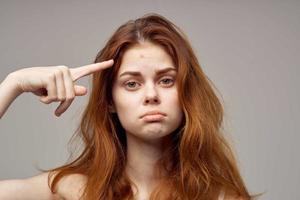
[111,41,183,142]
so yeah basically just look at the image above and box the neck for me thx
[125,133,171,194]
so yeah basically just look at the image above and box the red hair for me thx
[43,13,262,200]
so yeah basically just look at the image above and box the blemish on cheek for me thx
[139,54,144,58]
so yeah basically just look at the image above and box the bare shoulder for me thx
[0,172,62,200]
[0,172,87,200]
[56,173,87,200]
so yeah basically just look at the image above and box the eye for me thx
[124,81,140,89]
[160,78,174,86]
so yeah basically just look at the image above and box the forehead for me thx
[118,42,175,74]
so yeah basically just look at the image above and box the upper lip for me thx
[140,110,167,118]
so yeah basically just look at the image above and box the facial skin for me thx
[111,41,183,143]
[111,41,183,198]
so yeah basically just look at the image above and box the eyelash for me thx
[124,78,174,90]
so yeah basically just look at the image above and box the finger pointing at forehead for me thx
[70,59,114,81]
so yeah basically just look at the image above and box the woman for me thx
[0,13,261,200]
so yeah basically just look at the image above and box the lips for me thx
[140,110,167,119]
[142,114,165,122]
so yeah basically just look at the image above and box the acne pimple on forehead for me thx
[139,54,144,58]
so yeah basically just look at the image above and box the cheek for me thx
[113,89,139,114]
[167,89,181,107]
[112,90,141,132]
[167,90,183,119]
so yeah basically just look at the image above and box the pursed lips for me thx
[140,111,167,118]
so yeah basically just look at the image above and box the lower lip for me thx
[142,114,165,122]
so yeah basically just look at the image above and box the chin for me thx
[139,128,173,140]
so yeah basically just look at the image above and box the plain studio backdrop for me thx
[0,1,299,200]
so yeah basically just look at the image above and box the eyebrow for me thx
[119,67,177,78]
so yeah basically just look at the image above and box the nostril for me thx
[144,95,160,104]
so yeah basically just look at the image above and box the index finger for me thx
[70,59,114,81]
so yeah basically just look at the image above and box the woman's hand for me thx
[5,59,114,117]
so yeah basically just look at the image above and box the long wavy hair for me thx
[43,13,262,200]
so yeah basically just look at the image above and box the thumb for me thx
[74,85,87,96]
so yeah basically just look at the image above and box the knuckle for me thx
[48,73,55,81]
[58,96,66,101]
[41,98,52,104]
[59,65,69,72]
[42,99,51,104]
[66,67,71,75]
[48,96,58,101]
[66,96,74,102]
[60,65,68,70]
[54,69,63,76]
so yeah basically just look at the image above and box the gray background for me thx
[0,1,299,199]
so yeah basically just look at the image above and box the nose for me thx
[143,84,160,105]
